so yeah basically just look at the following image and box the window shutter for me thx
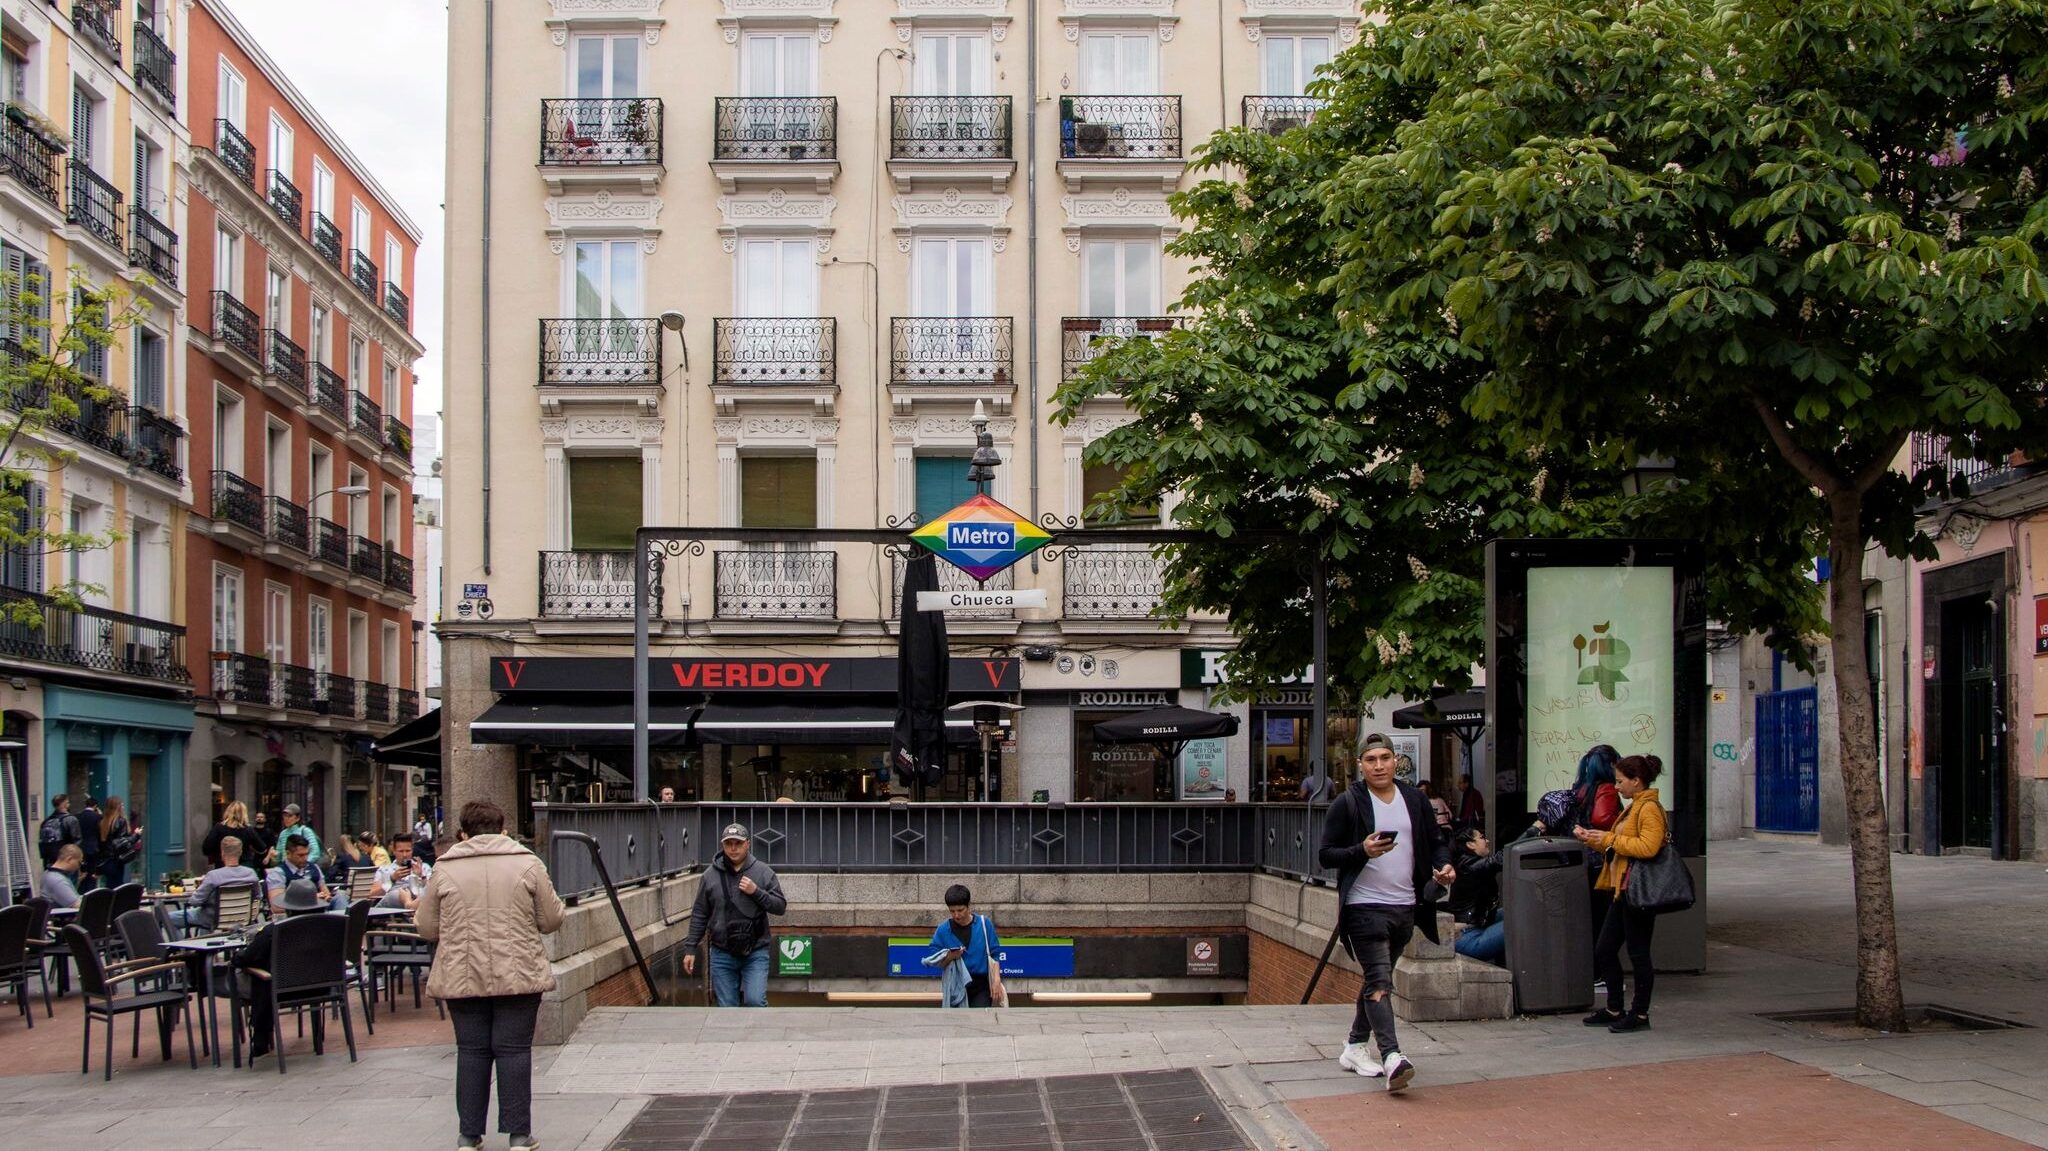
[71,88,90,167]
[133,136,148,211]
[23,482,43,593]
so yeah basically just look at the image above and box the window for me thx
[741,33,815,97]
[0,481,43,592]
[1079,31,1157,94]
[913,236,991,317]
[385,235,403,286]
[214,225,239,298]
[381,621,401,686]
[347,466,368,535]
[568,456,642,550]
[349,335,367,391]
[913,32,988,95]
[381,489,400,548]
[264,585,289,669]
[309,599,331,675]
[572,240,641,319]
[129,519,165,619]
[268,114,293,177]
[309,444,333,520]
[132,135,164,217]
[217,60,246,130]
[737,238,815,318]
[133,327,166,411]
[212,566,243,654]
[915,455,976,524]
[572,34,641,99]
[1083,461,1158,526]
[213,392,241,473]
[70,85,98,171]
[264,420,290,500]
[309,304,328,367]
[311,160,334,220]
[383,362,400,416]
[1,244,49,351]
[265,265,288,332]
[739,456,817,529]
[350,200,371,253]
[2,33,29,107]
[1261,34,1332,96]
[347,610,367,679]
[71,287,107,382]
[137,0,161,33]
[1081,238,1160,316]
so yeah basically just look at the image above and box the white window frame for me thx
[735,237,817,318]
[213,388,242,474]
[346,609,369,680]
[265,263,288,333]
[380,620,402,686]
[381,486,400,548]
[384,234,403,288]
[350,199,371,255]
[212,565,244,655]
[740,32,817,97]
[911,234,992,318]
[568,239,643,319]
[263,582,290,669]
[383,361,400,417]
[912,31,990,96]
[267,112,293,178]
[1260,32,1333,97]
[264,417,291,500]
[311,159,334,220]
[217,60,246,130]
[308,597,332,677]
[214,224,240,300]
[1080,236,1161,317]
[309,443,334,521]
[349,334,367,392]
[1079,30,1158,95]
[347,465,369,535]
[309,303,329,368]
[569,33,642,99]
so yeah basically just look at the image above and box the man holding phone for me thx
[374,834,432,909]
[1318,732,1456,1093]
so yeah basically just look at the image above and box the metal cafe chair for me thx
[213,882,261,934]
[60,924,198,1080]
[243,912,358,1074]
[0,904,36,1027]
[347,868,379,904]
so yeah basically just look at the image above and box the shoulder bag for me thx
[1621,816,1695,915]
[981,914,1007,1007]
[718,868,765,955]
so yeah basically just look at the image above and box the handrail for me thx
[549,830,657,1007]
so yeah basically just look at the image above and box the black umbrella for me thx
[1091,706,1241,760]
[892,552,950,795]
[1391,691,1486,739]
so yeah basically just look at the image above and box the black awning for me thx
[1090,706,1241,745]
[372,707,442,766]
[1391,691,1487,733]
[468,700,699,747]
[693,701,995,746]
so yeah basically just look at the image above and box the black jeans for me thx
[1339,903,1413,1056]
[448,993,542,1139]
[1594,899,1657,1016]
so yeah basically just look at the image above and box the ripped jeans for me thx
[1340,903,1414,1058]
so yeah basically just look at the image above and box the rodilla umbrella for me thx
[891,552,950,795]
[1091,706,1240,797]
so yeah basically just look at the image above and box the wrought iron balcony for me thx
[1063,545,1167,620]
[211,291,261,362]
[384,414,411,457]
[127,405,181,482]
[362,681,392,724]
[1241,96,1325,136]
[1059,96,1183,160]
[349,250,378,298]
[128,208,177,286]
[133,21,175,108]
[712,318,836,386]
[213,120,255,186]
[317,672,355,718]
[0,591,187,683]
[538,550,663,619]
[0,114,61,211]
[397,688,420,722]
[265,169,301,229]
[890,96,1013,160]
[1061,316,1183,381]
[1911,431,2027,500]
[310,212,343,268]
[279,663,319,712]
[384,550,413,595]
[714,549,835,621]
[714,97,836,162]
[891,556,1013,620]
[538,318,662,386]
[211,651,271,703]
[71,0,121,63]
[350,535,385,582]
[267,495,308,552]
[265,328,307,391]
[383,281,409,328]
[890,318,1013,386]
[351,390,382,438]
[539,98,664,166]
[313,517,349,568]
[67,163,123,250]
[311,364,348,425]
[51,383,126,458]
[212,470,265,535]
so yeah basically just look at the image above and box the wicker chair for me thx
[61,924,197,1080]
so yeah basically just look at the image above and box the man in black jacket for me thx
[1318,733,1455,1093]
[679,823,789,1007]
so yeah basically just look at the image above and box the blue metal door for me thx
[1756,687,1820,832]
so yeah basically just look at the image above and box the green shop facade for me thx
[38,685,194,882]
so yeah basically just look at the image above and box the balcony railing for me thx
[128,405,181,482]
[213,120,255,186]
[0,114,62,210]
[1063,545,1167,620]
[313,517,349,568]
[539,97,664,166]
[384,550,413,595]
[538,318,662,385]
[1241,95,1325,136]
[384,413,411,457]
[265,168,301,229]
[351,390,382,438]
[51,383,125,457]
[67,163,123,250]
[890,318,1013,386]
[311,364,348,424]
[713,97,837,162]
[211,470,265,535]
[714,549,835,621]
[712,318,836,386]
[1061,316,1183,381]
[0,591,186,684]
[538,550,662,619]
[267,495,308,552]
[890,96,1013,160]
[1059,96,1183,160]
[363,681,392,725]
[128,208,177,285]
[350,536,385,582]
[211,652,271,703]
[317,672,355,718]
[1911,431,2026,499]
[349,250,378,298]
[397,688,420,722]
[279,663,319,712]
[212,291,261,362]
[310,212,343,267]
[265,328,307,391]
[892,556,1013,620]
[71,0,121,63]
[383,281,409,328]
[133,21,175,107]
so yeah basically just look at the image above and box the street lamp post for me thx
[635,313,688,802]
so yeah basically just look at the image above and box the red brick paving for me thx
[1290,1053,2035,1151]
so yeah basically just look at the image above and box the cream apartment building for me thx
[441,1,1372,827]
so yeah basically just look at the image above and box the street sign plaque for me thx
[909,493,1051,581]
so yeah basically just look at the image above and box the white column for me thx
[815,445,836,529]
[894,443,915,521]
[640,444,662,527]
[994,442,1013,505]
[717,445,739,526]
[1063,443,1084,519]
[542,446,568,551]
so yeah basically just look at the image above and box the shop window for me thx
[1074,711,1171,801]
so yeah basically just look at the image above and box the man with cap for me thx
[271,803,323,867]
[234,877,326,1059]
[678,823,788,1007]
[1318,732,1456,1093]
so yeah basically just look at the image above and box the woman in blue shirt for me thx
[926,884,1005,1008]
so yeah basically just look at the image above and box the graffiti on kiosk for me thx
[1712,741,1739,763]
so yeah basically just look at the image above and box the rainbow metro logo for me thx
[909,493,1052,582]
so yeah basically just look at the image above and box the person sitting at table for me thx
[373,835,431,910]
[171,836,262,937]
[234,877,325,1060]
[42,843,84,909]
[266,838,335,914]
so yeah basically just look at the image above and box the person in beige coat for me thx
[416,800,565,1151]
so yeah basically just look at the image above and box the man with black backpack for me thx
[38,794,80,869]
[679,823,788,1007]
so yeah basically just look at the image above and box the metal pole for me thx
[632,532,650,802]
[1310,552,1328,788]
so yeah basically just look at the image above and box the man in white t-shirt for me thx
[1318,732,1456,1093]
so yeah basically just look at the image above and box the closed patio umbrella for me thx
[891,552,950,796]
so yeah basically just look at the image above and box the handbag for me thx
[1621,827,1695,915]
[981,914,1007,1007]
[717,868,765,955]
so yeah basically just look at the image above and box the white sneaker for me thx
[1337,1042,1383,1077]
[1382,1051,1415,1093]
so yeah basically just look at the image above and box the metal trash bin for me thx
[1503,836,1594,1014]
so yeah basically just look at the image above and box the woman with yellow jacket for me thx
[1572,754,1666,1033]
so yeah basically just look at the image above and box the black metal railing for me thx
[0,591,187,683]
[539,97,664,166]
[71,0,121,63]
[213,120,255,186]
[67,163,123,250]
[311,364,348,424]
[128,208,177,285]
[362,681,392,724]
[397,688,420,721]
[267,495,308,552]
[0,114,62,210]
[317,672,355,718]
[265,328,307,391]
[351,390,381,438]
[1061,316,1183,381]
[310,212,343,267]
[1241,95,1325,136]
[265,168,301,229]
[713,549,835,621]
[712,318,836,386]
[211,470,265,535]
[1063,545,1167,620]
[127,405,180,481]
[1059,95,1183,160]
[713,97,836,161]
[538,318,662,385]
[133,21,175,107]
[1911,431,2025,498]
[212,291,261,362]
[383,281,408,328]
[890,317,1013,385]
[51,383,125,457]
[350,535,384,582]
[890,96,1012,160]
[384,413,410,457]
[349,250,378,298]
[313,517,349,568]
[384,550,413,595]
[210,651,271,703]
[539,550,663,619]
[280,663,319,712]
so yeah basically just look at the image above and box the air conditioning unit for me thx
[1263,116,1304,137]
[124,642,159,668]
[1075,122,1127,157]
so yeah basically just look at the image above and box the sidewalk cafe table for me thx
[162,934,246,1068]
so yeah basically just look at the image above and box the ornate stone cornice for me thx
[892,0,1011,42]
[1060,0,1176,42]
[544,191,664,254]
[1241,0,1363,42]
[891,188,1013,252]
[718,0,837,44]
[1060,187,1177,250]
[716,189,838,253]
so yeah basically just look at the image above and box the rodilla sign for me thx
[910,493,1051,582]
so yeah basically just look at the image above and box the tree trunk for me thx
[1825,489,1908,1031]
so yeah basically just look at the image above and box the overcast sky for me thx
[222,0,448,440]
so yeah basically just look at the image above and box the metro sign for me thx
[910,493,1051,582]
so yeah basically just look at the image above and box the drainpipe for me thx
[479,0,495,574]
[1025,0,1040,532]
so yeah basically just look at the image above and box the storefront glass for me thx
[1252,709,1359,801]
[1074,711,1171,801]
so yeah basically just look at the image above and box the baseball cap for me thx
[1358,733,1393,755]
[721,823,749,843]
[282,803,302,816]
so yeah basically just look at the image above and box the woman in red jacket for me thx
[1568,745,1622,944]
